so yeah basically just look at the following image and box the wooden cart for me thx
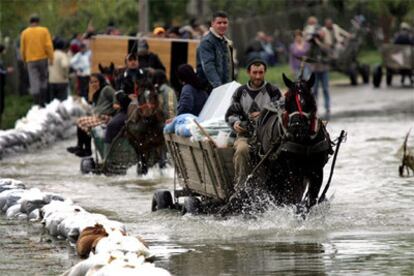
[372,44,414,87]
[151,133,235,214]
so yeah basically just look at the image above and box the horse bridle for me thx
[134,83,157,113]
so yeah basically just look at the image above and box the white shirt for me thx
[49,50,69,83]
[70,50,91,76]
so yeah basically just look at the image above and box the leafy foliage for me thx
[0,0,190,40]
[1,0,413,41]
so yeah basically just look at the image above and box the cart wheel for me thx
[181,196,201,215]
[386,68,393,86]
[151,190,173,211]
[349,68,358,85]
[372,65,382,88]
[360,64,370,84]
[80,157,96,174]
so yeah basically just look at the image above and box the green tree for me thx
[346,0,414,42]
[149,0,189,28]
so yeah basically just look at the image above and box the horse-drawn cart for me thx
[80,114,164,176]
[80,126,139,175]
[151,133,235,214]
[151,76,343,216]
[372,44,414,88]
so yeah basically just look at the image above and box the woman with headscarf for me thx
[176,64,208,116]
[67,73,116,157]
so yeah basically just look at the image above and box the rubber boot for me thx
[67,127,83,153]
[76,130,92,157]
[76,131,92,157]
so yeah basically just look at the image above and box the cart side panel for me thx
[200,141,236,200]
[165,134,188,185]
[181,141,226,200]
[165,134,219,198]
[165,134,234,201]
[382,44,414,70]
[203,144,228,199]
[215,148,235,192]
[189,145,223,198]
[177,145,206,193]
[199,144,225,199]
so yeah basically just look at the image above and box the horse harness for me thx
[258,108,332,161]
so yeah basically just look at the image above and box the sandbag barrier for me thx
[0,97,89,159]
[0,178,171,276]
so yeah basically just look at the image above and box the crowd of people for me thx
[63,11,235,159]
[0,12,355,128]
[63,29,219,159]
[65,51,174,158]
[288,16,353,119]
[7,14,211,113]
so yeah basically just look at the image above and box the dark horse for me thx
[125,80,165,175]
[98,62,125,89]
[220,73,333,215]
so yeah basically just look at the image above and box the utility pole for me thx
[139,0,149,34]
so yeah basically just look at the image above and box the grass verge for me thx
[1,93,32,130]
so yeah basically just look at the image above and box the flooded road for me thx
[0,86,413,275]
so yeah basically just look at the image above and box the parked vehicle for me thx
[372,44,414,88]
[328,16,370,85]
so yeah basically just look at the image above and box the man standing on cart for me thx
[225,59,282,192]
[196,11,234,91]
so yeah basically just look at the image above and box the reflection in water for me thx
[164,242,327,276]
[0,216,77,275]
[322,236,414,275]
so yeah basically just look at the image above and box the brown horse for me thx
[125,80,165,174]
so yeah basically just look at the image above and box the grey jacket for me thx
[225,81,281,132]
[196,30,234,89]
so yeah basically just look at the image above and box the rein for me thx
[318,130,347,204]
[248,135,284,180]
